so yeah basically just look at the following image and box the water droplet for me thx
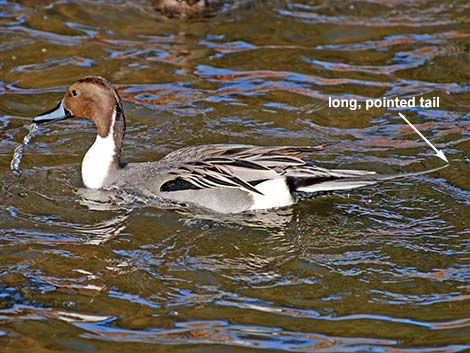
[63,301,76,309]
[10,123,39,175]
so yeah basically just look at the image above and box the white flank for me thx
[250,178,294,210]
[81,111,116,189]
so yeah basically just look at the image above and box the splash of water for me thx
[10,123,39,176]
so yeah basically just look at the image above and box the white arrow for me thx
[398,112,448,163]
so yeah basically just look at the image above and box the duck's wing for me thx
[160,144,326,164]
[160,157,274,195]
[160,155,379,194]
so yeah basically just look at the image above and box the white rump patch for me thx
[250,178,294,211]
[81,111,116,189]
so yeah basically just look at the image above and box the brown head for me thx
[65,76,124,138]
[33,76,126,164]
[34,76,125,136]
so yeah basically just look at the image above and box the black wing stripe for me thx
[160,178,202,192]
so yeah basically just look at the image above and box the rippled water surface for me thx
[1,0,470,352]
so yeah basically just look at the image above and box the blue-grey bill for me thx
[33,100,71,124]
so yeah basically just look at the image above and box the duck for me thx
[154,0,220,18]
[32,76,442,214]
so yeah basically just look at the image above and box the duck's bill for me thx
[33,100,72,124]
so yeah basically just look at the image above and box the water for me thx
[9,122,38,176]
[1,0,470,352]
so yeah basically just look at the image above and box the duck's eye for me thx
[71,89,78,97]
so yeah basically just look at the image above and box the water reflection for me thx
[77,318,400,352]
[1,0,470,352]
[72,211,131,246]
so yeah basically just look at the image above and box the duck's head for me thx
[34,76,127,188]
[33,76,125,139]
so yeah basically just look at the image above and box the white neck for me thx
[81,113,117,189]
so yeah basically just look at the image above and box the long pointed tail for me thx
[292,164,448,194]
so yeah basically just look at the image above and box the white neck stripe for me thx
[81,109,117,189]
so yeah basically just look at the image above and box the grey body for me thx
[101,144,377,213]
[103,144,322,213]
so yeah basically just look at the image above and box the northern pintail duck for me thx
[33,76,438,214]
[154,0,219,18]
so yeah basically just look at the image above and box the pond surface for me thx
[1,0,470,352]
